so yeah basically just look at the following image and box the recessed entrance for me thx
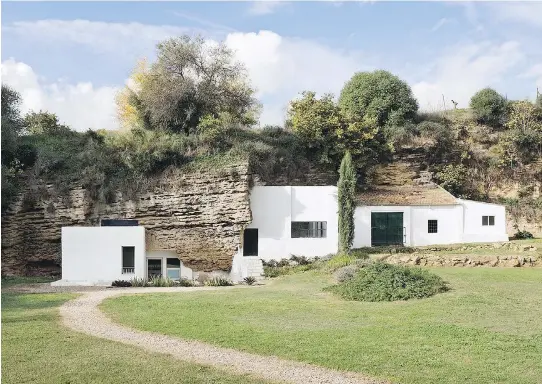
[147,259,162,278]
[243,228,258,256]
[371,212,404,246]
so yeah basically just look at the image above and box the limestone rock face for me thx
[1,165,252,276]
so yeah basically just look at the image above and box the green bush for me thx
[130,277,149,287]
[326,253,356,271]
[326,262,449,302]
[243,276,257,285]
[111,280,132,287]
[470,88,507,127]
[513,230,534,240]
[204,276,234,286]
[177,278,194,287]
[149,276,176,287]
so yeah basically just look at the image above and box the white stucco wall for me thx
[459,199,509,242]
[410,205,463,246]
[246,186,338,260]
[58,226,145,285]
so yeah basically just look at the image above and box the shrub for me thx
[149,276,176,287]
[204,276,234,286]
[263,266,281,278]
[243,276,257,285]
[469,88,507,127]
[177,278,194,287]
[326,262,449,302]
[333,265,359,283]
[130,277,149,287]
[290,255,310,265]
[326,253,356,271]
[111,280,132,287]
[338,151,356,253]
[514,230,534,240]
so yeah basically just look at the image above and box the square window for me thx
[167,269,180,279]
[167,258,181,269]
[428,220,438,234]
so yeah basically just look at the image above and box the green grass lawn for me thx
[102,268,542,384]
[1,292,271,384]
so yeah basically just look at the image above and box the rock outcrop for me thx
[1,164,252,276]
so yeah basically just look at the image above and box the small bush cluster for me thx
[177,277,195,287]
[326,253,357,271]
[111,280,132,287]
[326,261,449,302]
[243,276,257,285]
[130,277,149,287]
[149,276,176,287]
[513,230,534,240]
[204,276,234,286]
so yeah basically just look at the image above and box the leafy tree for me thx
[2,85,24,166]
[469,88,507,127]
[24,111,71,135]
[338,70,418,127]
[435,164,470,198]
[288,91,342,163]
[288,91,390,170]
[116,59,152,131]
[137,35,258,134]
[506,100,542,133]
[338,151,356,253]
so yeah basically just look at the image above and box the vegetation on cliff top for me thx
[2,34,542,225]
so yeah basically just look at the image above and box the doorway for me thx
[147,259,162,278]
[371,212,404,246]
[243,228,258,256]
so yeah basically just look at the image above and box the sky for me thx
[1,1,542,131]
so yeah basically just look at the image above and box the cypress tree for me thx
[338,151,356,253]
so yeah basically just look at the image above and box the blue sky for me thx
[2,1,542,131]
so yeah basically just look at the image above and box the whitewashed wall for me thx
[459,199,508,243]
[57,226,145,285]
[246,186,339,261]
[411,206,463,246]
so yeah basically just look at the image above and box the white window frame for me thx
[482,215,495,226]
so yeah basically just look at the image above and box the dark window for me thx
[102,219,138,226]
[167,258,180,268]
[122,246,135,273]
[482,216,495,226]
[428,220,438,233]
[243,228,258,256]
[291,222,327,238]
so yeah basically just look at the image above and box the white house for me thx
[53,184,508,286]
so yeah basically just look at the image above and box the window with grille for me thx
[122,246,135,274]
[291,221,327,238]
[482,216,495,226]
[428,220,438,234]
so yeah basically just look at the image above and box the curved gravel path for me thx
[60,287,388,384]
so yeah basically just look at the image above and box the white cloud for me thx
[247,1,288,16]
[520,63,542,89]
[1,58,120,131]
[3,19,203,56]
[431,18,450,32]
[4,20,373,127]
[488,2,542,29]
[225,30,371,125]
[411,41,524,111]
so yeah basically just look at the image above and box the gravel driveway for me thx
[60,287,388,384]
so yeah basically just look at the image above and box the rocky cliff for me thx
[1,164,252,276]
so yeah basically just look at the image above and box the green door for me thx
[371,212,404,246]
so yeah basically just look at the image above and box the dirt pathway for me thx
[60,287,388,384]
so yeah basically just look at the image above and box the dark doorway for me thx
[243,228,258,256]
[371,212,404,246]
[147,259,162,278]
